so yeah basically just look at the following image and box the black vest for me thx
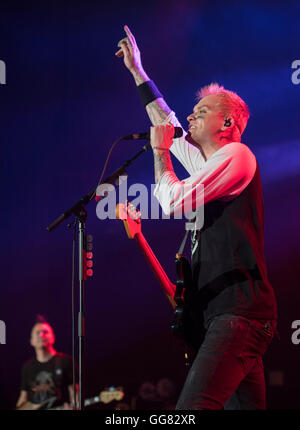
[191,161,277,325]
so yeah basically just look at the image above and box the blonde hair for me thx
[197,83,250,142]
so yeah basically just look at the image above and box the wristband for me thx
[137,80,163,107]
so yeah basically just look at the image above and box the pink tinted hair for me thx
[197,83,250,141]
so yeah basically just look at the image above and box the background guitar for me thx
[16,386,124,410]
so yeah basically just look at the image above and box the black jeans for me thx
[176,314,276,410]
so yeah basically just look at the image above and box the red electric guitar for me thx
[116,202,205,358]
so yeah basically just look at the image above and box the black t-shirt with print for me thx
[21,352,74,406]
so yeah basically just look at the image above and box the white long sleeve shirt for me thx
[153,111,257,217]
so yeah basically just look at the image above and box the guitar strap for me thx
[54,354,63,385]
[174,228,192,306]
[177,229,190,256]
[177,216,197,256]
[52,354,64,404]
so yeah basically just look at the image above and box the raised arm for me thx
[115,25,172,126]
[115,26,205,175]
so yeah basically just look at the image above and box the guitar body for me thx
[172,254,206,357]
[16,388,124,410]
[17,396,58,410]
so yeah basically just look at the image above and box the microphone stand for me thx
[46,140,151,410]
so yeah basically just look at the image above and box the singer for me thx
[115,25,277,410]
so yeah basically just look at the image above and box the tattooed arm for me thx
[150,124,176,184]
[133,71,172,126]
[115,25,205,175]
[115,25,172,126]
[153,148,173,184]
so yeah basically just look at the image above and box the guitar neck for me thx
[134,232,176,309]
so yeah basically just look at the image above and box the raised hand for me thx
[115,25,171,126]
[115,25,143,73]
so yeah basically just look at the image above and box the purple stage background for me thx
[1,0,299,409]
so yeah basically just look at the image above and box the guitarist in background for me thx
[16,315,78,410]
[115,26,278,410]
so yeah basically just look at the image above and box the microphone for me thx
[122,127,183,140]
